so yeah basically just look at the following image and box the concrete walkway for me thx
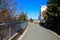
[18,23,60,40]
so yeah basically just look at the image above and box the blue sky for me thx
[15,0,47,19]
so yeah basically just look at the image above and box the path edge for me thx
[49,30,60,38]
[17,26,29,40]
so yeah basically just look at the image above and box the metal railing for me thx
[0,21,28,40]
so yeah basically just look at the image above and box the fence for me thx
[0,21,28,40]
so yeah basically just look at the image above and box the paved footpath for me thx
[18,23,60,40]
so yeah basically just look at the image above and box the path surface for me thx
[18,23,60,40]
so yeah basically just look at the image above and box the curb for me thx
[17,26,29,40]
[9,33,18,40]
[41,27,60,39]
[48,29,60,38]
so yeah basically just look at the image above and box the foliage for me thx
[45,0,60,34]
[18,12,27,22]
[0,9,11,23]
[30,18,33,22]
[0,0,17,23]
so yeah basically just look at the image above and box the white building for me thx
[33,20,40,24]
[41,5,47,14]
[40,5,47,23]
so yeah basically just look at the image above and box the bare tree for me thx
[0,0,17,23]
